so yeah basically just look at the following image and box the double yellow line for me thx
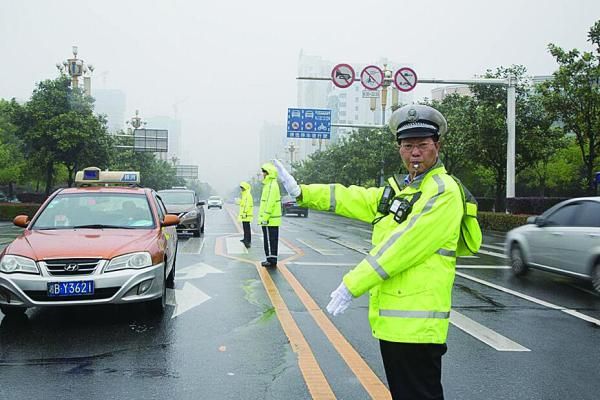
[220,206,390,400]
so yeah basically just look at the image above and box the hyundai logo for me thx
[64,263,79,272]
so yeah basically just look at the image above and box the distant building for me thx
[431,85,473,101]
[259,122,287,167]
[93,89,126,134]
[145,115,182,162]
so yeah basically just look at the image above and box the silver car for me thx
[505,197,600,293]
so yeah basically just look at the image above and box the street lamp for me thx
[286,142,298,172]
[56,45,94,95]
[126,110,146,133]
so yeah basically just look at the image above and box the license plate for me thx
[47,281,95,297]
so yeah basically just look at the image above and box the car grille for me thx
[42,258,102,276]
[25,287,119,302]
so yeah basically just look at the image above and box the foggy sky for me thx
[1,0,599,195]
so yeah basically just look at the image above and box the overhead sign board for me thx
[133,129,168,152]
[393,67,418,92]
[360,65,384,90]
[175,165,199,179]
[287,108,331,139]
[331,64,355,89]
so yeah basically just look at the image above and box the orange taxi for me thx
[0,167,179,316]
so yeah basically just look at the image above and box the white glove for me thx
[272,159,301,198]
[326,282,352,316]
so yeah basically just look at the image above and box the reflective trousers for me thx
[261,225,279,264]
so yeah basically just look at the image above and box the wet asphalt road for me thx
[0,208,599,400]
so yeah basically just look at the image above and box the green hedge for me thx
[478,211,530,232]
[0,203,41,221]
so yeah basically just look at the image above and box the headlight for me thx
[184,210,198,218]
[104,252,152,273]
[0,255,40,274]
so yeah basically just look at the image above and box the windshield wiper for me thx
[72,224,134,229]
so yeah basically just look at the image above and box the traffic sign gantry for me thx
[393,67,418,92]
[331,64,355,88]
[360,65,384,90]
[287,108,332,139]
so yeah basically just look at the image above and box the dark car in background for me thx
[281,195,308,217]
[505,196,600,293]
[157,189,205,237]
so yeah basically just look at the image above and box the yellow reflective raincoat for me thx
[238,181,254,222]
[258,163,281,227]
[298,161,465,344]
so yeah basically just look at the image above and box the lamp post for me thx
[286,142,298,173]
[56,46,94,95]
[126,110,146,134]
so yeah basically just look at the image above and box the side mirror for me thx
[526,216,537,224]
[161,214,180,227]
[197,201,205,206]
[13,215,30,228]
[535,216,547,227]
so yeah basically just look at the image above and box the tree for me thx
[10,76,113,195]
[111,149,183,191]
[539,20,600,194]
[0,99,25,197]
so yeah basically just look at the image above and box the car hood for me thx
[4,229,158,261]
[163,204,195,214]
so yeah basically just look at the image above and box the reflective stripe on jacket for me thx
[238,181,254,222]
[297,162,463,344]
[258,163,282,227]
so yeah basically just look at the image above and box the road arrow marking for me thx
[176,262,223,280]
[167,282,211,318]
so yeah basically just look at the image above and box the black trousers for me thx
[242,221,251,244]
[261,225,279,264]
[380,340,447,400]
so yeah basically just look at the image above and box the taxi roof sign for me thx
[75,167,141,186]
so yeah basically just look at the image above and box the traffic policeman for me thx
[258,162,281,267]
[274,104,465,400]
[238,181,254,248]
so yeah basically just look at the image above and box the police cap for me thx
[388,104,448,141]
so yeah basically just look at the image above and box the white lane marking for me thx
[456,271,600,327]
[180,237,204,254]
[481,243,505,251]
[493,242,507,246]
[450,310,530,351]
[330,238,369,255]
[477,249,507,259]
[167,282,211,318]
[226,236,294,255]
[456,265,510,269]
[296,239,342,256]
[347,226,373,234]
[288,261,356,267]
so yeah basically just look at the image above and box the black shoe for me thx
[240,239,245,243]
[244,243,251,249]
[261,261,276,268]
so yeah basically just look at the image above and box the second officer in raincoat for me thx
[238,181,254,248]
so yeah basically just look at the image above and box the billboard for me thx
[133,129,168,152]
[175,165,199,179]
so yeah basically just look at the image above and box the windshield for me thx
[209,196,221,201]
[159,191,195,205]
[32,193,155,229]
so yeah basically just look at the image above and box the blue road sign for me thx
[287,108,331,139]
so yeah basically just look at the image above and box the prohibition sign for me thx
[304,121,313,130]
[360,65,384,90]
[394,67,418,92]
[331,64,355,88]
[291,121,300,130]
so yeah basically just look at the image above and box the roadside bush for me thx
[506,197,570,215]
[478,211,530,232]
[16,192,47,203]
[0,203,41,221]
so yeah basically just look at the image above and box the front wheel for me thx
[592,262,600,294]
[147,266,166,315]
[510,244,528,276]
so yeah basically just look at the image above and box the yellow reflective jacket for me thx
[238,181,254,222]
[298,162,463,344]
[258,163,281,227]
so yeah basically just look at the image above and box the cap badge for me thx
[407,108,418,122]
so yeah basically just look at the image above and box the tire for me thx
[200,221,205,233]
[166,248,177,288]
[147,264,167,314]
[592,262,600,294]
[0,305,27,317]
[510,243,529,276]
[193,218,201,237]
